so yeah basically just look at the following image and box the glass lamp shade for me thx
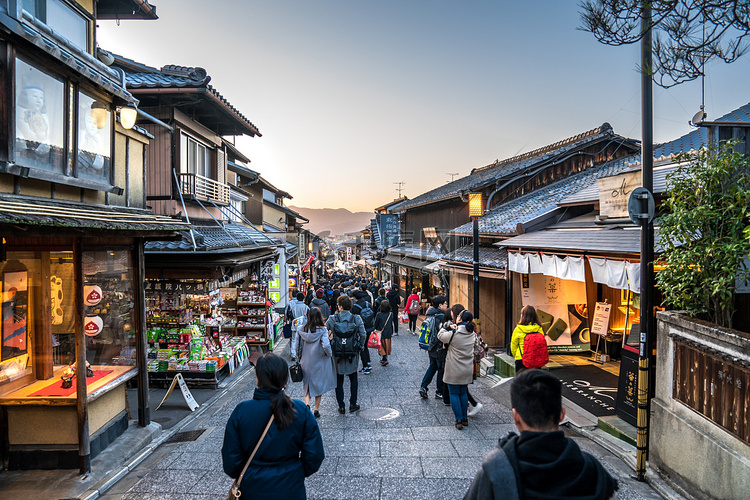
[119,105,137,130]
[468,192,483,218]
[90,101,108,129]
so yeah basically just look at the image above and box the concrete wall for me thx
[652,311,750,500]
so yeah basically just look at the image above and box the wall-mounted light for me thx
[90,100,108,129]
[308,242,313,252]
[119,103,138,130]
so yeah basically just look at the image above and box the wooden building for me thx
[0,0,192,472]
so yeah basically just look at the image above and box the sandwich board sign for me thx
[155,373,199,411]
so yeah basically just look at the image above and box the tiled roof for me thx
[111,54,261,137]
[398,123,634,212]
[443,245,507,269]
[386,244,443,260]
[145,222,278,253]
[450,155,637,236]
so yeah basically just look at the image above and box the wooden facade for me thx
[448,270,507,347]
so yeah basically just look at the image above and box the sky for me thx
[97,1,750,212]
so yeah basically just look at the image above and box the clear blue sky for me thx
[98,1,750,212]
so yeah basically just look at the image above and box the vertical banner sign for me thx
[379,214,400,247]
[298,233,306,267]
[269,261,281,303]
[346,246,352,262]
[155,373,199,411]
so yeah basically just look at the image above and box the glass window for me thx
[0,253,38,387]
[82,249,136,369]
[23,0,88,50]
[77,91,111,184]
[181,133,210,178]
[14,58,65,174]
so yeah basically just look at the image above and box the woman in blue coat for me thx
[222,353,324,499]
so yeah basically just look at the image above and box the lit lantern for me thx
[468,192,484,218]
[90,101,108,129]
[119,103,137,130]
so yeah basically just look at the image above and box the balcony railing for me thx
[177,173,230,205]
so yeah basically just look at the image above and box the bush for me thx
[656,141,750,328]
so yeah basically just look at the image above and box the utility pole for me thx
[394,181,406,198]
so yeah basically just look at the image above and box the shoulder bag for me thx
[227,415,275,500]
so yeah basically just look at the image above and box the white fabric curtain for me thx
[626,261,641,292]
[542,253,558,278]
[517,252,529,274]
[562,256,586,282]
[607,260,628,289]
[528,253,544,274]
[508,252,518,273]
[554,255,568,279]
[589,257,608,285]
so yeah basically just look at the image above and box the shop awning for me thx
[146,222,280,253]
[366,259,379,266]
[496,225,660,255]
[0,197,189,233]
[423,260,446,274]
[398,257,431,272]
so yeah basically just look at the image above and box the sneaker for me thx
[393,331,399,336]
[419,387,428,399]
[434,392,443,399]
[468,402,484,417]
[349,403,360,413]
[382,357,389,366]
[444,401,451,406]
[314,410,320,418]
[461,418,469,427]
[363,366,372,374]
[338,406,346,414]
[290,355,296,361]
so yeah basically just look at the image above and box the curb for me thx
[76,345,268,500]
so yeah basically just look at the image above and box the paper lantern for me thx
[84,285,103,306]
[84,315,103,336]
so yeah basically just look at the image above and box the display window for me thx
[0,254,36,385]
[77,91,112,184]
[14,57,66,174]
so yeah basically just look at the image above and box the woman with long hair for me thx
[297,307,337,417]
[222,353,324,499]
[510,305,544,373]
[373,299,394,365]
[437,308,480,430]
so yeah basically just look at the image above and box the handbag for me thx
[289,361,303,382]
[226,415,275,500]
[282,323,293,339]
[367,330,381,349]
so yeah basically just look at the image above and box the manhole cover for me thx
[356,407,400,421]
[165,429,206,443]
[153,417,171,424]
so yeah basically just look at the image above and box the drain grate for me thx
[165,428,206,443]
[356,407,400,421]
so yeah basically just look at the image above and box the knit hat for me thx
[315,288,324,298]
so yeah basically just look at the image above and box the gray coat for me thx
[296,326,337,398]
[309,298,330,320]
[437,324,477,385]
[325,311,365,375]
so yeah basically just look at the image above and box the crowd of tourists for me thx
[221,273,618,499]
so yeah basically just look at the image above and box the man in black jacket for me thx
[464,369,618,500]
[352,291,374,374]
[386,284,401,335]
[419,295,448,399]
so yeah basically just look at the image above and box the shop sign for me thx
[346,246,352,262]
[289,277,298,289]
[598,171,640,219]
[83,285,103,306]
[155,373,199,411]
[591,302,612,336]
[84,315,103,336]
[298,234,306,266]
[145,280,207,294]
[378,214,400,247]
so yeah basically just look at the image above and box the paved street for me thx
[101,325,665,500]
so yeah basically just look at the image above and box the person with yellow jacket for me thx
[510,305,544,374]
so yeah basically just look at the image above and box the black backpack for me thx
[331,313,361,360]
[353,302,375,333]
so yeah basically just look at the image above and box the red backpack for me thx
[521,332,549,369]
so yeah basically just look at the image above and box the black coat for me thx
[222,388,324,500]
[386,289,401,311]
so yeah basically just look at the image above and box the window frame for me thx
[22,0,91,53]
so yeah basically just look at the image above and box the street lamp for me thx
[468,192,483,320]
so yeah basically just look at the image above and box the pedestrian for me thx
[288,292,309,361]
[510,305,544,374]
[437,309,480,430]
[373,287,387,314]
[326,294,366,414]
[222,353,324,500]
[443,304,482,413]
[386,284,401,335]
[296,308,337,418]
[405,287,421,334]
[310,288,330,320]
[464,369,618,500]
[373,300,394,365]
[361,283,374,305]
[419,295,449,399]
[352,290,375,374]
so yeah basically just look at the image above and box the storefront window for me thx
[51,251,75,366]
[14,58,65,174]
[82,249,136,368]
[77,91,111,183]
[0,253,38,387]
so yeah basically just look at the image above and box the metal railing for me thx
[176,173,230,205]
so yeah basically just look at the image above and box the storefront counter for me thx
[0,366,134,469]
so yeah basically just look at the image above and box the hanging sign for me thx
[155,372,199,411]
[145,280,207,294]
[83,315,103,336]
[591,302,612,336]
[598,171,640,218]
[83,285,103,306]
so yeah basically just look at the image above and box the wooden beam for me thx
[74,238,90,474]
[33,251,52,380]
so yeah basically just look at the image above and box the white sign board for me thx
[590,302,612,336]
[155,373,199,411]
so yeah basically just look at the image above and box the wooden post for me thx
[74,238,90,474]
[133,239,150,427]
[33,251,53,379]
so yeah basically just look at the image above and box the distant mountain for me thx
[289,206,373,237]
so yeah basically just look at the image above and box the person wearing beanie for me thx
[310,288,330,320]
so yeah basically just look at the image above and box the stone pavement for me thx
[100,324,667,500]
